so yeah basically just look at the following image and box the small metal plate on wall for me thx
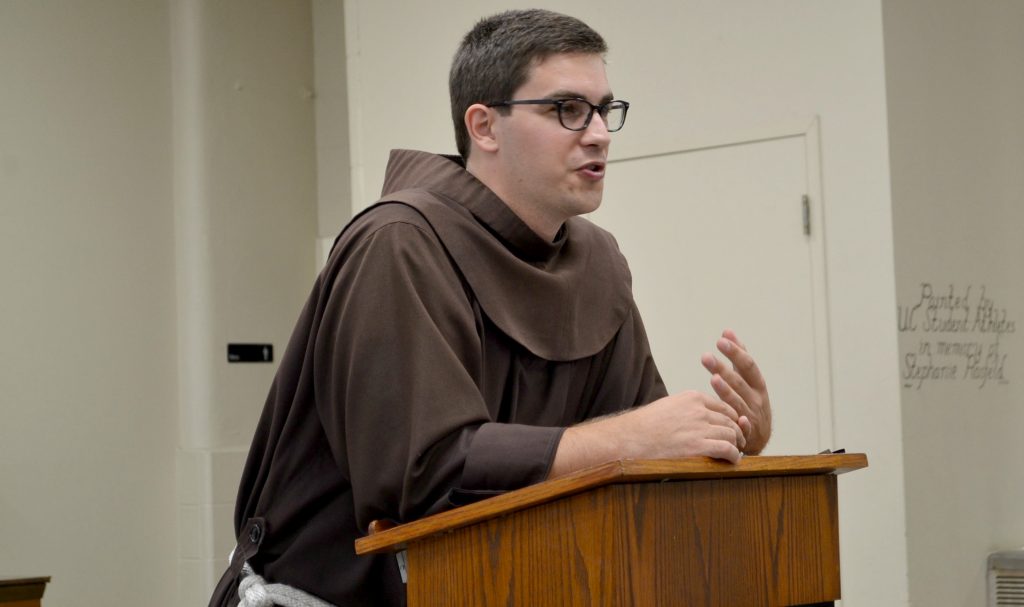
[228,344,274,363]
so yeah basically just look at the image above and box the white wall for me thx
[171,0,317,601]
[0,1,318,605]
[884,1,1024,605]
[313,0,352,267]
[313,0,351,242]
[343,1,908,604]
[0,2,177,605]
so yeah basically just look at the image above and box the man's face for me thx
[491,52,613,235]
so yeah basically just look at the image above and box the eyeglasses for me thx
[486,98,630,132]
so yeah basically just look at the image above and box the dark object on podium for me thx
[358,454,868,607]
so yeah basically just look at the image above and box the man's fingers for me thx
[700,392,740,422]
[717,337,767,392]
[707,345,764,402]
[698,399,746,450]
[700,351,719,374]
[703,346,757,392]
[705,420,746,451]
[704,439,742,464]
[701,331,771,455]
[738,415,753,440]
[709,376,749,448]
[705,355,755,406]
[710,373,742,409]
[722,328,748,352]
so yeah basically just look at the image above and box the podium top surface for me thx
[356,453,867,555]
[0,577,50,588]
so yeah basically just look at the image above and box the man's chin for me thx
[578,194,604,216]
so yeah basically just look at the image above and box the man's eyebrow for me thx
[547,89,615,103]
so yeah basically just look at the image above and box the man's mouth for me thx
[577,161,606,179]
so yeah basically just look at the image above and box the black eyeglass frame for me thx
[485,98,630,132]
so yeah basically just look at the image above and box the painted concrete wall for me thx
[0,1,317,605]
[313,0,351,242]
[171,0,317,601]
[0,2,177,605]
[884,1,1024,605]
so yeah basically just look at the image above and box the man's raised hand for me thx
[700,329,772,454]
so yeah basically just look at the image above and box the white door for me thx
[591,131,831,455]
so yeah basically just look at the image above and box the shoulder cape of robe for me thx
[341,148,634,361]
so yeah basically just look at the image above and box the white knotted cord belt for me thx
[237,562,337,607]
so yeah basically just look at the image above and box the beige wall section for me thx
[884,1,1024,605]
[173,0,316,453]
[343,1,908,604]
[0,2,177,606]
[313,0,352,269]
[171,0,318,602]
[313,0,351,241]
[0,0,318,604]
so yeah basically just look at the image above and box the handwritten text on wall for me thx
[898,283,1016,389]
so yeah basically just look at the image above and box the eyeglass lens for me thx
[559,100,627,131]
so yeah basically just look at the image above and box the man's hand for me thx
[700,329,772,454]
[549,390,748,479]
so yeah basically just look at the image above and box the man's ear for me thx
[465,104,500,154]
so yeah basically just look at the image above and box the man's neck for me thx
[465,158,563,242]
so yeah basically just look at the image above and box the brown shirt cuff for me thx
[459,423,566,494]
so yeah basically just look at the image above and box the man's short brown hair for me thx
[449,9,607,160]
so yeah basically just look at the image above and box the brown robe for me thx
[209,150,667,606]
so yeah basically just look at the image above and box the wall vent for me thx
[990,550,1024,606]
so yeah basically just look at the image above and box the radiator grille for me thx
[990,551,1024,607]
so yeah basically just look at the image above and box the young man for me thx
[210,9,770,607]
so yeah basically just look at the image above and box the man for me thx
[210,8,771,607]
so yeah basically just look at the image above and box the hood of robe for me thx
[363,149,634,362]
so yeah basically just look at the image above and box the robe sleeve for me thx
[458,423,564,493]
[313,218,561,529]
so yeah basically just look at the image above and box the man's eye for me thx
[560,101,586,118]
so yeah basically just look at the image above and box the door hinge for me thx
[802,195,811,236]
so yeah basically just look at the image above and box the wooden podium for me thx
[0,577,50,607]
[357,454,867,607]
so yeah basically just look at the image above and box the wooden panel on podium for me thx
[357,454,867,607]
[0,577,50,607]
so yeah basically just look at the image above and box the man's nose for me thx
[581,112,611,146]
